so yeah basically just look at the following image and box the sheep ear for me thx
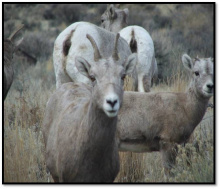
[109,4,116,18]
[124,53,137,74]
[75,56,91,78]
[182,54,193,71]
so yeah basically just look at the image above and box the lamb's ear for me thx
[124,53,137,75]
[182,54,193,71]
[75,56,91,78]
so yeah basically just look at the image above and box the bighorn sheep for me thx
[101,4,158,92]
[4,25,23,100]
[53,21,136,89]
[117,54,213,175]
[43,33,137,182]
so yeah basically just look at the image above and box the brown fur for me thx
[43,46,137,182]
[118,91,209,175]
[117,55,213,176]
[43,83,120,182]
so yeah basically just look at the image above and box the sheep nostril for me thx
[207,84,214,89]
[106,100,118,108]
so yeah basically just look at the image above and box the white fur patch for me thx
[138,75,145,92]
[103,93,120,118]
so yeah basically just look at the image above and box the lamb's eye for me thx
[121,74,126,81]
[89,75,96,82]
[195,71,199,76]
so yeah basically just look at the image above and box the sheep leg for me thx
[152,57,158,86]
[160,142,177,177]
[142,75,151,92]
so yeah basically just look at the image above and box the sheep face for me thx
[75,54,136,118]
[101,4,129,33]
[182,54,214,99]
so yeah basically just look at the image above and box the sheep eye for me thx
[89,75,96,82]
[195,71,199,76]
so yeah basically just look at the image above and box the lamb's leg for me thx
[160,142,177,177]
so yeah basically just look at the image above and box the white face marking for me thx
[202,80,213,97]
[193,58,213,98]
[103,92,120,118]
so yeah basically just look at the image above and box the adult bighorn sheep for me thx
[4,25,24,100]
[53,21,136,89]
[43,31,136,182]
[116,54,213,176]
[101,4,158,92]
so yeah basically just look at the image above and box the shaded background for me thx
[4,3,214,82]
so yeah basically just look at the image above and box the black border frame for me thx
[2,2,216,185]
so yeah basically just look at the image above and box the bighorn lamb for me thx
[43,33,136,182]
[101,4,158,92]
[53,21,136,88]
[4,25,23,100]
[117,54,213,175]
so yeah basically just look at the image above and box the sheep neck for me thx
[185,86,210,129]
[82,100,117,150]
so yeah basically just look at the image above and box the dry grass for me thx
[4,61,54,183]
[3,59,213,183]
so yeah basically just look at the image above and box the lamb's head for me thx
[101,4,129,33]
[4,25,24,62]
[76,34,136,117]
[182,54,214,99]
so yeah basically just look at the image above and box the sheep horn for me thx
[8,24,24,41]
[86,34,102,62]
[112,33,120,61]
